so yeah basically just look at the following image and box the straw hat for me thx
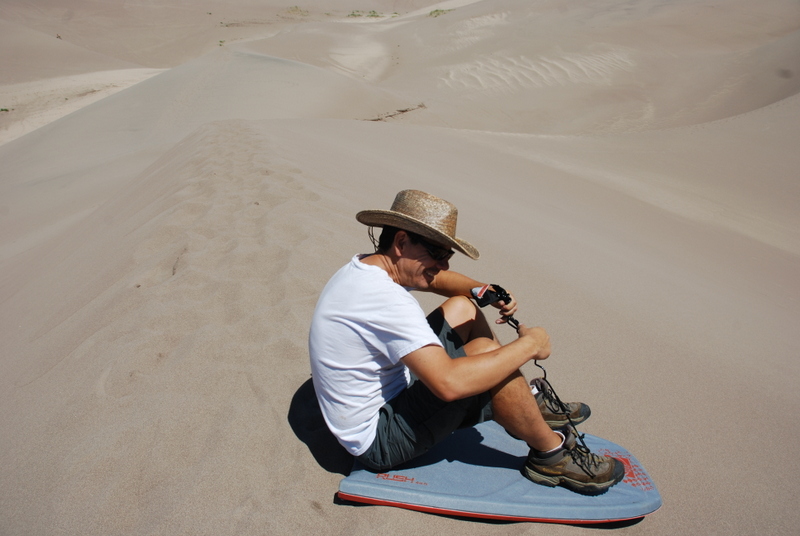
[356,190,480,260]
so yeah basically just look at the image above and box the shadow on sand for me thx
[287,377,353,475]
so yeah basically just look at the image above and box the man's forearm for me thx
[429,270,485,298]
[404,327,548,402]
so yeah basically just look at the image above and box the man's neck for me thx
[360,253,400,284]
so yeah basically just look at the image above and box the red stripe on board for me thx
[336,492,643,524]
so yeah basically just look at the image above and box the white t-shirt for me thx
[309,254,442,456]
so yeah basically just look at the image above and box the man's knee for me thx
[440,295,497,346]
[464,335,500,355]
[440,295,479,327]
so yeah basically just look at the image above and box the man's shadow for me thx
[287,377,353,475]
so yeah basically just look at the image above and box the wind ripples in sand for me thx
[441,48,635,92]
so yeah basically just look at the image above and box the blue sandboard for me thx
[338,421,661,524]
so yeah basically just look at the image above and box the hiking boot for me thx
[532,377,591,428]
[523,427,625,495]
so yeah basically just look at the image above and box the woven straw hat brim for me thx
[357,209,480,260]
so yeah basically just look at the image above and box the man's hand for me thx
[516,324,551,361]
[491,289,519,325]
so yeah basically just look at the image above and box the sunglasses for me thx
[417,236,455,262]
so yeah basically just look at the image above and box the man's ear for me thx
[393,230,409,256]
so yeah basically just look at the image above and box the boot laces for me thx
[536,377,571,415]
[566,434,604,478]
[533,366,602,478]
[532,373,580,430]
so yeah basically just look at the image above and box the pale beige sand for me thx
[0,68,166,145]
[1,1,799,534]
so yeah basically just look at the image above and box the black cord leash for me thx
[474,284,595,464]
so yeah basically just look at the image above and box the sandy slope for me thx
[1,1,799,535]
[251,0,800,133]
[0,68,165,145]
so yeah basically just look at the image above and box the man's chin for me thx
[421,272,438,288]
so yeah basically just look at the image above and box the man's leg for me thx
[438,296,625,495]
[437,296,561,451]
[490,371,563,451]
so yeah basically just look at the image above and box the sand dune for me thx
[250,0,800,133]
[1,1,799,535]
[0,68,164,145]
[0,18,141,84]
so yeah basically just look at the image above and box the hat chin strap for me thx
[367,226,379,251]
